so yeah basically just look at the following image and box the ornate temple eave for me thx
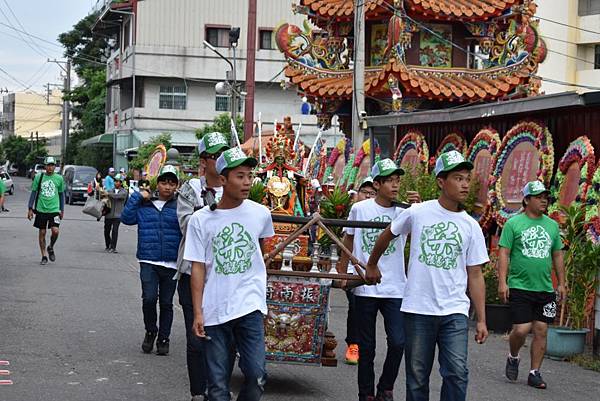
[284,57,532,102]
[300,0,522,24]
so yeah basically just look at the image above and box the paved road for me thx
[1,177,598,401]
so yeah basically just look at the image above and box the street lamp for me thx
[203,26,242,147]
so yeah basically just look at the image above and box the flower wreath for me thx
[585,166,600,244]
[548,136,595,223]
[393,130,429,172]
[431,132,467,169]
[466,127,501,230]
[489,120,554,227]
[323,137,352,183]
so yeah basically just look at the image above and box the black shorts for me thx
[33,212,60,230]
[509,288,556,324]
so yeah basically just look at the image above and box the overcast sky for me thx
[0,0,95,93]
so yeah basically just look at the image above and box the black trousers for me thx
[104,218,120,249]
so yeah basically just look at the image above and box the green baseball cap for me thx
[433,150,473,177]
[44,156,57,165]
[216,147,258,175]
[114,174,124,182]
[522,180,550,197]
[371,158,404,179]
[157,164,179,182]
[198,132,229,155]
[358,176,374,190]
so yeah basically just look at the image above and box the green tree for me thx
[196,113,243,145]
[25,145,49,167]
[58,12,110,169]
[129,133,172,171]
[2,135,30,173]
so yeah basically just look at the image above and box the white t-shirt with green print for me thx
[345,198,407,298]
[184,200,275,326]
[390,200,489,317]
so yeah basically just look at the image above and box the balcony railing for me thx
[92,0,132,15]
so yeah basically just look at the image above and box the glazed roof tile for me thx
[284,57,530,101]
[301,0,519,20]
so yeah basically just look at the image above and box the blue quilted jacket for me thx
[121,191,182,262]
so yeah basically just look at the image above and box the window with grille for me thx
[259,29,274,50]
[215,95,243,112]
[159,86,187,110]
[206,27,230,48]
[579,0,600,16]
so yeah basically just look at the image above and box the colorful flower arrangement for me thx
[466,127,501,230]
[431,132,467,169]
[489,120,554,227]
[323,137,352,182]
[346,139,380,188]
[586,216,600,245]
[548,136,595,224]
[393,130,429,172]
[339,154,356,189]
[585,166,600,244]
[586,166,600,221]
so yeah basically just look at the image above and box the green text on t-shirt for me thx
[499,213,563,292]
[32,173,64,213]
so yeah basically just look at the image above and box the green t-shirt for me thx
[499,213,563,293]
[31,173,64,213]
[0,179,5,195]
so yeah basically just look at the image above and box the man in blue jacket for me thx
[121,165,182,356]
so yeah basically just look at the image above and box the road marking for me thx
[0,380,13,385]
[0,370,10,375]
[0,361,9,366]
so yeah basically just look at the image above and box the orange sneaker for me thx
[345,343,359,365]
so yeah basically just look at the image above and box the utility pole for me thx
[63,59,71,165]
[49,58,71,165]
[244,0,257,141]
[229,28,241,147]
[352,0,366,153]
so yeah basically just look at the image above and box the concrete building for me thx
[90,0,337,169]
[537,0,600,94]
[1,90,63,155]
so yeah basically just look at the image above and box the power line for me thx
[0,20,63,49]
[0,6,46,58]
[533,14,600,36]
[1,0,50,57]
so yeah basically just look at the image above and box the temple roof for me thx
[284,57,532,102]
[300,0,520,22]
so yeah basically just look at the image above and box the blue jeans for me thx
[354,296,405,399]
[404,313,469,401]
[205,310,266,401]
[139,262,177,340]
[178,273,208,397]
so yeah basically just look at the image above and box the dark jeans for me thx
[104,218,120,249]
[355,296,405,399]
[178,273,209,397]
[139,262,178,340]
[345,289,359,345]
[205,310,266,401]
[404,313,469,401]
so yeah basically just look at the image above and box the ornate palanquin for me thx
[277,0,546,127]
